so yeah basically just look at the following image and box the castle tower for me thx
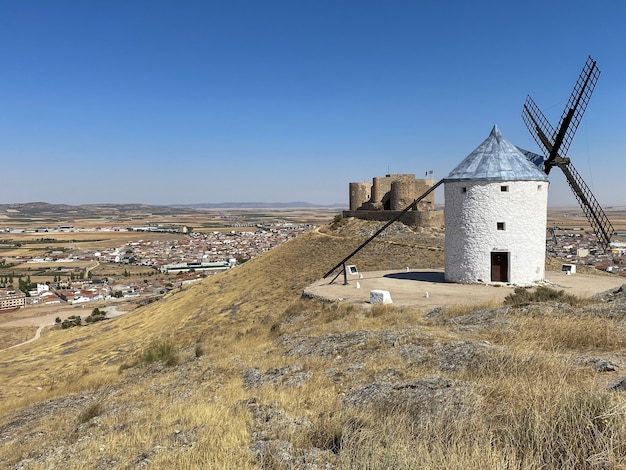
[349,182,370,211]
[390,180,413,210]
[444,125,549,285]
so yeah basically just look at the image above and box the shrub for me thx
[269,322,281,338]
[118,338,180,372]
[91,308,106,317]
[61,315,82,329]
[504,286,584,307]
[78,401,104,424]
[85,308,107,324]
[141,338,179,367]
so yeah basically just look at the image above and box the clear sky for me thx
[1,1,625,207]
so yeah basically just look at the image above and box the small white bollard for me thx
[424,291,429,298]
[359,273,363,279]
[355,282,360,289]
[370,290,392,304]
[406,267,410,272]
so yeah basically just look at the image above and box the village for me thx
[0,221,315,311]
[548,226,626,273]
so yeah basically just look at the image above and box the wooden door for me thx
[491,252,508,282]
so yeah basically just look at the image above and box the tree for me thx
[61,315,81,329]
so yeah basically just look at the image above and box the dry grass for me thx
[2,221,626,469]
[483,309,626,353]
[517,316,626,352]
[432,300,502,320]
[0,325,38,348]
[326,389,626,469]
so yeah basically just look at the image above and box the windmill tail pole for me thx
[323,178,444,280]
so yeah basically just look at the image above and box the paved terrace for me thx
[304,269,626,310]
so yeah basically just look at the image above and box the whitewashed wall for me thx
[444,180,548,285]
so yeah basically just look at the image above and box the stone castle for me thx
[343,174,443,228]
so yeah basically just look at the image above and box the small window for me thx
[537,184,542,191]
[497,222,505,231]
[500,185,509,192]
[462,187,467,193]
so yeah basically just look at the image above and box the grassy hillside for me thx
[1,219,626,469]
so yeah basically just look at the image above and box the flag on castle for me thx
[425,170,433,177]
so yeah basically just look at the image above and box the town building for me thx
[0,288,26,311]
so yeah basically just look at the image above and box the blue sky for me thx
[1,1,625,207]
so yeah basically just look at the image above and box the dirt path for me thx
[4,325,45,350]
[0,303,135,350]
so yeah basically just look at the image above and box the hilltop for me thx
[1,218,626,469]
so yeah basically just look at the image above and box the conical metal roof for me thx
[445,125,549,182]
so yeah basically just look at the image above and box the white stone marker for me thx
[370,290,392,304]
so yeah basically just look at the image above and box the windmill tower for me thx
[522,56,614,253]
[444,125,549,285]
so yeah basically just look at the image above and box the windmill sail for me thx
[521,56,613,253]
[522,95,556,162]
[552,56,600,163]
[559,162,614,252]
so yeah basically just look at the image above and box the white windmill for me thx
[444,125,549,285]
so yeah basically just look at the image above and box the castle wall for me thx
[342,209,443,228]
[390,179,435,210]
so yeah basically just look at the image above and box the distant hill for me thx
[0,202,199,217]
[172,202,345,209]
[0,201,345,218]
